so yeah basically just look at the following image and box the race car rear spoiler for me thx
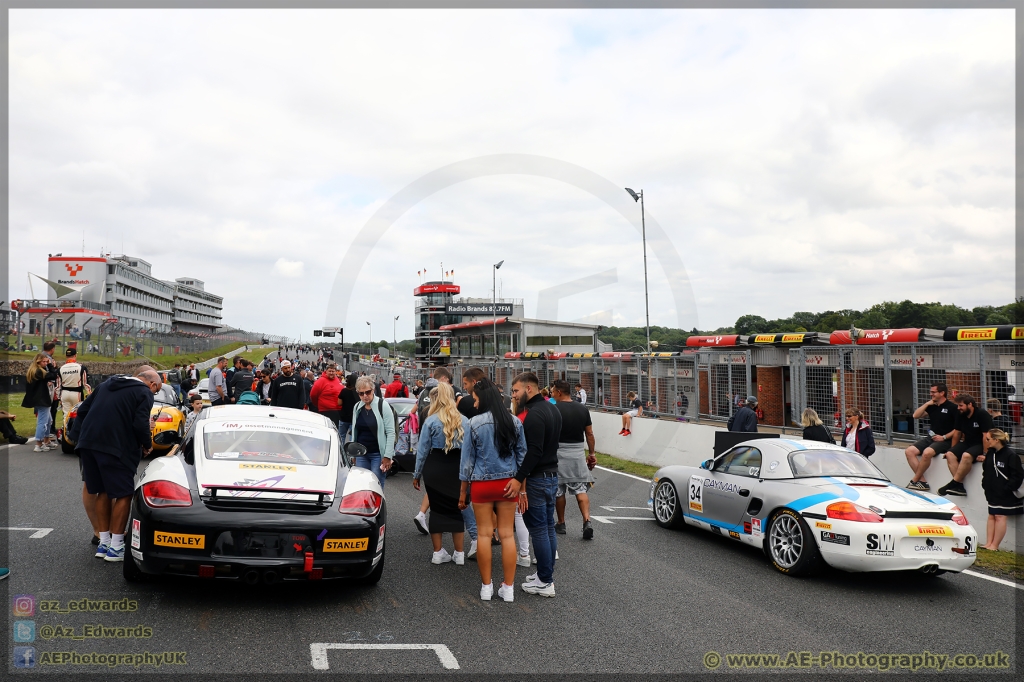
[201,485,334,505]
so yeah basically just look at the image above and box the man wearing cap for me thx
[384,372,409,398]
[727,396,760,432]
[270,360,305,410]
[58,347,89,429]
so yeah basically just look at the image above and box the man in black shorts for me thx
[551,380,597,540]
[905,383,958,491]
[937,394,993,497]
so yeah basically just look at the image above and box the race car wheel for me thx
[356,546,385,586]
[767,509,821,576]
[653,479,684,529]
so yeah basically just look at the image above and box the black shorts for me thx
[79,448,136,499]
[911,437,951,456]
[949,443,983,461]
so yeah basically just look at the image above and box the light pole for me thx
[625,188,651,354]
[393,315,399,359]
[366,321,371,354]
[493,260,504,359]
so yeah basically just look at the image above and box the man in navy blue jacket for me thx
[70,366,160,563]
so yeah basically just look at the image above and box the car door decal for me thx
[688,475,704,513]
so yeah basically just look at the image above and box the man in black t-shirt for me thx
[458,366,487,419]
[552,381,596,540]
[269,361,305,410]
[937,395,993,497]
[906,382,958,491]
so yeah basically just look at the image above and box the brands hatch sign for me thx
[445,303,513,315]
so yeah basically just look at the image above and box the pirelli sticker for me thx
[153,531,206,549]
[323,538,369,552]
[780,333,805,343]
[956,328,997,341]
[753,334,776,344]
[239,463,297,472]
[1013,327,1024,340]
[906,525,953,538]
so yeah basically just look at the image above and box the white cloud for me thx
[6,8,1014,340]
[272,258,304,278]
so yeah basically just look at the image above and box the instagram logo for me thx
[12,595,35,617]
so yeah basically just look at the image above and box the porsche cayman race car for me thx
[150,384,186,455]
[124,405,386,585]
[649,439,978,577]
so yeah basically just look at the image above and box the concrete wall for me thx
[591,410,1017,552]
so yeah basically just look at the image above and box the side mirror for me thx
[345,442,368,458]
[153,430,181,446]
[700,459,713,470]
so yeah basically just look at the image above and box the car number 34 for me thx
[688,476,704,513]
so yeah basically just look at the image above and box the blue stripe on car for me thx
[781,440,807,450]
[787,492,840,511]
[899,485,938,505]
[823,477,860,502]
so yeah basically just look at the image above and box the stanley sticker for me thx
[153,531,206,549]
[323,538,369,552]
[239,463,297,472]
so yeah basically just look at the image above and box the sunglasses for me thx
[357,390,374,396]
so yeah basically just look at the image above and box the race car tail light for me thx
[198,565,215,578]
[142,480,193,508]
[339,490,383,516]
[309,568,323,580]
[950,506,969,526]
[826,501,883,523]
[155,412,174,423]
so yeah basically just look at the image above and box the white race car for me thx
[649,439,978,577]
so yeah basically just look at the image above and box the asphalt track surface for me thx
[3,435,1020,678]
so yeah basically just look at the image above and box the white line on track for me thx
[2,527,54,538]
[590,515,654,524]
[962,569,1023,590]
[594,465,651,483]
[310,643,459,670]
[600,505,651,512]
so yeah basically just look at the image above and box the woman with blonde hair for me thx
[414,382,471,565]
[800,408,835,444]
[22,353,58,452]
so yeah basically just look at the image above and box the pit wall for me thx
[590,410,1017,553]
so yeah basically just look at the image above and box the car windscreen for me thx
[788,449,887,479]
[202,422,332,466]
[153,386,178,406]
[389,402,415,416]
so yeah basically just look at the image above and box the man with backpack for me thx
[384,372,409,398]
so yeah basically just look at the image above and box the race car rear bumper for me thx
[811,518,978,573]
[128,495,387,581]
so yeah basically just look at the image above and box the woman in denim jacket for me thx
[414,383,472,566]
[458,378,527,602]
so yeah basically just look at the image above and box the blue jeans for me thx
[523,475,558,584]
[34,407,52,442]
[461,505,477,541]
[171,383,181,400]
[355,453,386,488]
[338,422,352,443]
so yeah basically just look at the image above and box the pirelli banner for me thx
[747,332,823,345]
[943,326,1024,342]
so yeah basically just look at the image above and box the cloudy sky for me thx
[8,8,1014,341]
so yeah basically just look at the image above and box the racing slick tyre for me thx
[355,547,385,586]
[652,479,685,529]
[60,431,76,454]
[766,509,821,577]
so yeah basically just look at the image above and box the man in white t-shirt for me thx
[209,357,228,406]
[574,383,587,405]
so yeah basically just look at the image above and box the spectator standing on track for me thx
[69,366,161,562]
[906,382,958,491]
[42,341,60,439]
[270,361,305,409]
[384,372,409,398]
[254,370,272,405]
[209,357,228,406]
[551,380,596,540]
[459,377,527,602]
[575,383,587,405]
[506,372,561,598]
[937,395,993,497]
[801,408,835,444]
[840,408,875,456]
[350,375,396,487]
[167,363,182,400]
[184,394,205,433]
[310,363,344,427]
[337,373,359,442]
[414,382,471,566]
[620,391,643,436]
[228,361,254,404]
[459,367,487,418]
[988,398,1015,442]
[980,429,1022,550]
[22,352,58,451]
[302,370,315,410]
[727,396,759,433]
[188,364,198,384]
[412,379,425,397]
[58,347,89,430]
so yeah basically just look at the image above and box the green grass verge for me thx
[2,340,262,371]
[972,548,1024,582]
[594,452,658,479]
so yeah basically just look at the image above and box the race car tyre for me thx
[60,435,76,455]
[767,508,821,577]
[653,479,685,529]
[356,547,385,586]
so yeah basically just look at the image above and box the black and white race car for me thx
[125,405,386,585]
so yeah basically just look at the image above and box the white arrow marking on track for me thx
[2,527,54,538]
[590,515,654,524]
[310,643,460,670]
[600,506,651,512]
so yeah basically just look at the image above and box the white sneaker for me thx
[480,582,493,601]
[33,445,44,452]
[516,554,531,567]
[521,578,556,597]
[497,583,515,602]
[453,551,465,565]
[467,539,477,559]
[556,550,559,560]
[413,512,429,535]
[431,548,452,564]
[525,572,538,582]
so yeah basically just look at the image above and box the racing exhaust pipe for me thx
[919,564,939,574]
[242,569,260,585]
[262,570,280,585]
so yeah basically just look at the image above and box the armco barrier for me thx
[588,410,1017,553]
